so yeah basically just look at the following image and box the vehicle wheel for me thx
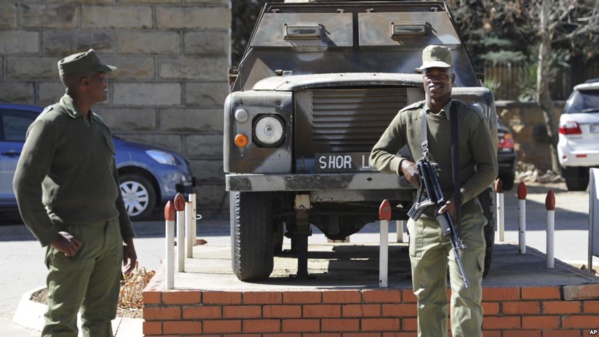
[119,173,157,220]
[499,172,515,191]
[230,192,274,281]
[477,187,495,278]
[563,167,589,191]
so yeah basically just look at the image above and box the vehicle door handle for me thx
[1,151,21,157]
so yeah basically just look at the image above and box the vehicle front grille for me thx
[310,88,408,152]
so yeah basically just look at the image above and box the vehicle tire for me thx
[499,172,515,191]
[563,167,589,191]
[119,173,157,221]
[230,191,274,281]
[477,187,495,278]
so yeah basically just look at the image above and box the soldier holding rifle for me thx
[370,45,497,337]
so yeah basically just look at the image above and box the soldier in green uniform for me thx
[370,45,497,337]
[13,49,137,337]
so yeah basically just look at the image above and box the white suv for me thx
[558,79,599,191]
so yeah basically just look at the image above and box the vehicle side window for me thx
[0,109,38,142]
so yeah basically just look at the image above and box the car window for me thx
[0,109,38,142]
[564,90,599,114]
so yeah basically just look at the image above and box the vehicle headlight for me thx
[146,150,177,165]
[253,115,285,147]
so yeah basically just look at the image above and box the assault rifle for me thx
[407,157,471,288]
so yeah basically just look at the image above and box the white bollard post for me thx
[495,179,504,242]
[518,182,528,254]
[174,193,186,272]
[189,194,197,246]
[396,220,404,243]
[164,201,175,289]
[546,190,556,268]
[185,200,193,258]
[379,200,391,288]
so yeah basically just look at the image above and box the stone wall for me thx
[0,1,231,218]
[496,101,565,173]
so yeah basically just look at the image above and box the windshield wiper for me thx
[582,108,599,113]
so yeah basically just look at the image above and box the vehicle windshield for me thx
[564,90,599,114]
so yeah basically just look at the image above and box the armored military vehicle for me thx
[224,0,497,281]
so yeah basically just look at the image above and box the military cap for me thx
[418,45,453,70]
[57,49,116,78]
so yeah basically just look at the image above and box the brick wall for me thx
[142,283,599,336]
[0,1,231,217]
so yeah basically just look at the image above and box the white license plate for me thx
[315,152,373,173]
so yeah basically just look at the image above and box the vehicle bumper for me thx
[558,144,599,167]
[226,172,414,203]
[158,167,196,203]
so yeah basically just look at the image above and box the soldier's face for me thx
[85,71,108,103]
[423,67,455,101]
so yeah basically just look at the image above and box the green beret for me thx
[57,49,116,77]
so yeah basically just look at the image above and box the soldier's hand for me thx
[401,160,420,188]
[51,231,82,257]
[122,237,138,275]
[439,197,456,219]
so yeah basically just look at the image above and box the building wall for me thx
[0,1,231,218]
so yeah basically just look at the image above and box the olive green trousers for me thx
[408,212,486,337]
[42,219,123,337]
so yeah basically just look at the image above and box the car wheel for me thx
[230,191,274,281]
[499,172,515,191]
[562,167,589,191]
[119,173,157,220]
[477,187,495,278]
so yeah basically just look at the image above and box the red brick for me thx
[401,290,418,303]
[381,304,415,317]
[323,290,362,303]
[282,319,321,332]
[143,307,181,320]
[563,284,599,300]
[321,318,360,331]
[521,286,561,300]
[143,291,162,305]
[361,318,400,331]
[584,300,599,313]
[183,306,222,319]
[343,304,382,317]
[562,315,599,329]
[163,321,201,334]
[483,287,520,301]
[228,334,261,337]
[303,304,341,318]
[284,291,322,304]
[482,302,499,315]
[162,290,201,304]
[543,300,581,314]
[244,319,281,333]
[362,289,401,303]
[142,321,162,335]
[264,305,302,318]
[502,301,541,315]
[202,291,242,304]
[202,319,242,333]
[542,329,583,337]
[401,317,417,331]
[383,333,415,337]
[481,331,501,337]
[503,331,541,337]
[483,316,521,329]
[244,291,283,304]
[303,334,341,337]
[263,334,301,337]
[522,315,560,329]
[223,305,262,318]
[344,333,381,337]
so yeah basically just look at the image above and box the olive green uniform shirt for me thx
[370,99,497,213]
[13,94,135,246]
